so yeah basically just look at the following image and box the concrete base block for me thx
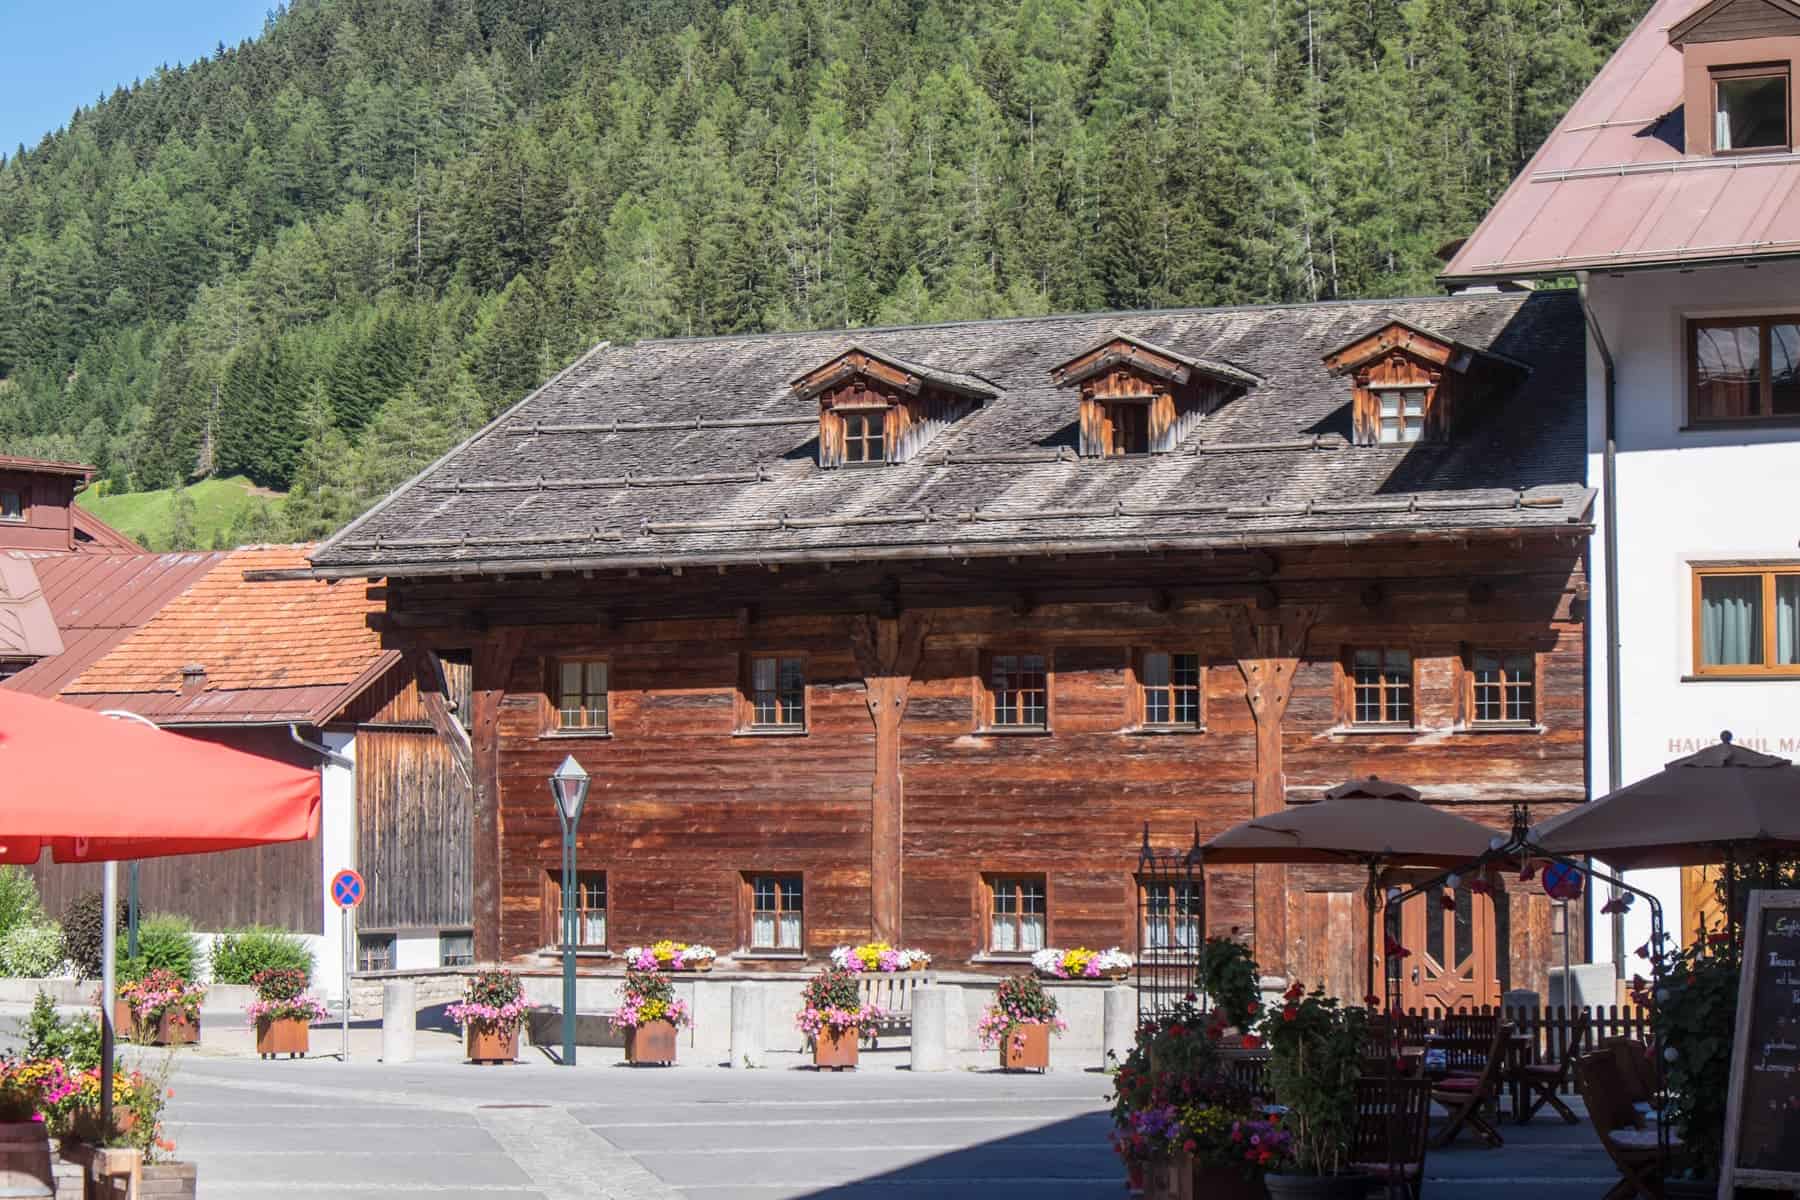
[1548,964,1616,1011]
[910,986,952,1072]
[381,979,416,1063]
[730,984,766,1068]
[1502,988,1541,1014]
[1102,985,1136,1069]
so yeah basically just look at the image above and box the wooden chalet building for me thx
[301,291,1594,1007]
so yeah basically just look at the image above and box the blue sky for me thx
[1,1,273,154]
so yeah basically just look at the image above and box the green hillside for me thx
[78,476,286,552]
[0,0,1645,548]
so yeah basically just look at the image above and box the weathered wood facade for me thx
[307,290,1595,1003]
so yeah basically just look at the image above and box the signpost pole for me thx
[330,868,365,1064]
[341,904,351,1063]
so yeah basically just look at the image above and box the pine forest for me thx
[0,0,1639,548]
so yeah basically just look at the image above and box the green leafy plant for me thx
[60,891,126,983]
[1645,915,1751,1180]
[0,866,46,942]
[795,969,882,1039]
[209,925,312,984]
[120,913,199,984]
[1256,983,1367,1175]
[23,990,103,1071]
[0,921,65,977]
[1196,934,1261,1031]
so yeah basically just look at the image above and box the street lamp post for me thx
[550,755,590,1067]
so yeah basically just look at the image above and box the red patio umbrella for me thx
[0,690,321,1135]
[0,690,320,864]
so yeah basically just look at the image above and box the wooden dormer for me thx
[790,346,996,468]
[1323,319,1514,446]
[1049,333,1257,458]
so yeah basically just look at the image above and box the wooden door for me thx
[1399,886,1498,1010]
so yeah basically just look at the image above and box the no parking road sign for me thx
[331,868,364,909]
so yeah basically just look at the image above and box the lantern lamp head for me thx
[551,755,590,824]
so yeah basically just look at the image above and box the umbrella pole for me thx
[1364,866,1379,1003]
[101,859,116,1140]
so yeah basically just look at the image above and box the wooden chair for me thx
[1599,1036,1659,1107]
[1351,1076,1434,1200]
[1433,1012,1501,1074]
[1514,1009,1590,1125]
[1574,1051,1682,1200]
[1429,1024,1509,1148]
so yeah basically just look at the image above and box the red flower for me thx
[1283,1007,1298,1022]
[1169,1024,1185,1037]
[1185,992,1198,1002]
[1184,1139,1197,1154]
[1707,931,1731,946]
[1363,993,1381,1006]
[1284,982,1305,1000]
[1241,1034,1263,1050]
[1245,1001,1259,1015]
[1518,861,1538,882]
[1634,943,1650,960]
[1468,877,1492,895]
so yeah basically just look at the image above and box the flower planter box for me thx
[1143,1152,1193,1200]
[0,1119,54,1198]
[255,1016,310,1059]
[1194,1165,1264,1200]
[685,959,714,973]
[813,1027,859,1070]
[152,1013,198,1047]
[625,1019,677,1066]
[465,1025,519,1065]
[998,1022,1051,1072]
[111,1001,134,1042]
[61,1143,197,1200]
[1263,1172,1371,1200]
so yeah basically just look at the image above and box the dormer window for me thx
[1050,333,1256,458]
[1375,387,1428,444]
[1715,63,1789,150]
[790,346,995,468]
[1323,318,1524,447]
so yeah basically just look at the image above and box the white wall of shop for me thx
[1584,262,1800,964]
[315,730,357,1003]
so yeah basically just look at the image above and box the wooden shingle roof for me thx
[310,291,1591,579]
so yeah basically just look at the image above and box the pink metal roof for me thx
[0,557,63,661]
[1443,0,1800,280]
[0,551,226,697]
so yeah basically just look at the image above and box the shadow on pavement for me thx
[790,1112,1119,1200]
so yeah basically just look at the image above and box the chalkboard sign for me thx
[1719,891,1800,1199]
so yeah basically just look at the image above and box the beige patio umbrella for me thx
[1530,732,1800,939]
[1202,776,1509,999]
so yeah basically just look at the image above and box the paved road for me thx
[137,1046,1620,1200]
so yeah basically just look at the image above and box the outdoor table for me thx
[1422,1033,1531,1118]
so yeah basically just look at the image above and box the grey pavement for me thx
[58,1041,1623,1200]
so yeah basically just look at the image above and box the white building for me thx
[1446,0,1800,971]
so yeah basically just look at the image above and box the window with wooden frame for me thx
[1467,650,1536,725]
[1346,647,1414,726]
[985,875,1048,954]
[1688,316,1800,424]
[1137,651,1203,729]
[0,489,21,522]
[1713,64,1789,153]
[1374,387,1428,444]
[552,658,609,733]
[438,930,475,967]
[1693,564,1800,675]
[1104,400,1150,455]
[747,874,804,951]
[840,408,887,464]
[743,654,807,730]
[356,933,395,973]
[1140,879,1202,954]
[544,869,608,948]
[983,652,1049,730]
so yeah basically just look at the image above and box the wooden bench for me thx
[858,971,936,1045]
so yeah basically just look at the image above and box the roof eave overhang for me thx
[289,519,1594,583]
[1441,247,1800,287]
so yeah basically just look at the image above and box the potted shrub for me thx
[829,943,932,972]
[447,969,531,1064]
[1030,946,1133,980]
[1643,919,1741,1188]
[1255,983,1369,1200]
[117,968,205,1046]
[795,970,882,1070]
[0,1057,54,1196]
[624,941,716,971]
[1197,936,1262,1045]
[611,968,691,1066]
[247,968,329,1060]
[979,974,1067,1071]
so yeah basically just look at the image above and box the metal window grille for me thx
[1352,648,1412,725]
[989,877,1047,952]
[990,654,1048,728]
[1472,651,1535,723]
[1135,825,1205,1024]
[557,660,609,731]
[1143,652,1201,726]
[750,657,806,728]
[751,875,803,949]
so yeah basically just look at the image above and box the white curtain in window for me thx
[582,911,606,945]
[1020,914,1046,951]
[753,911,776,947]
[778,911,802,949]
[1779,577,1800,665]
[991,915,1016,952]
[1701,576,1763,665]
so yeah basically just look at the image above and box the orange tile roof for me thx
[64,545,389,710]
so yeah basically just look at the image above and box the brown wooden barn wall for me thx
[384,537,1587,997]
[355,726,473,931]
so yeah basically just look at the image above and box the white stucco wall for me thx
[1584,263,1800,965]
[316,730,358,1003]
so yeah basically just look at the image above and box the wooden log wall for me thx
[355,726,473,932]
[384,536,1588,994]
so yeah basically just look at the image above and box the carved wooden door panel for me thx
[1399,887,1497,1011]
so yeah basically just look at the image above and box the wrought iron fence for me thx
[1134,822,1205,1024]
